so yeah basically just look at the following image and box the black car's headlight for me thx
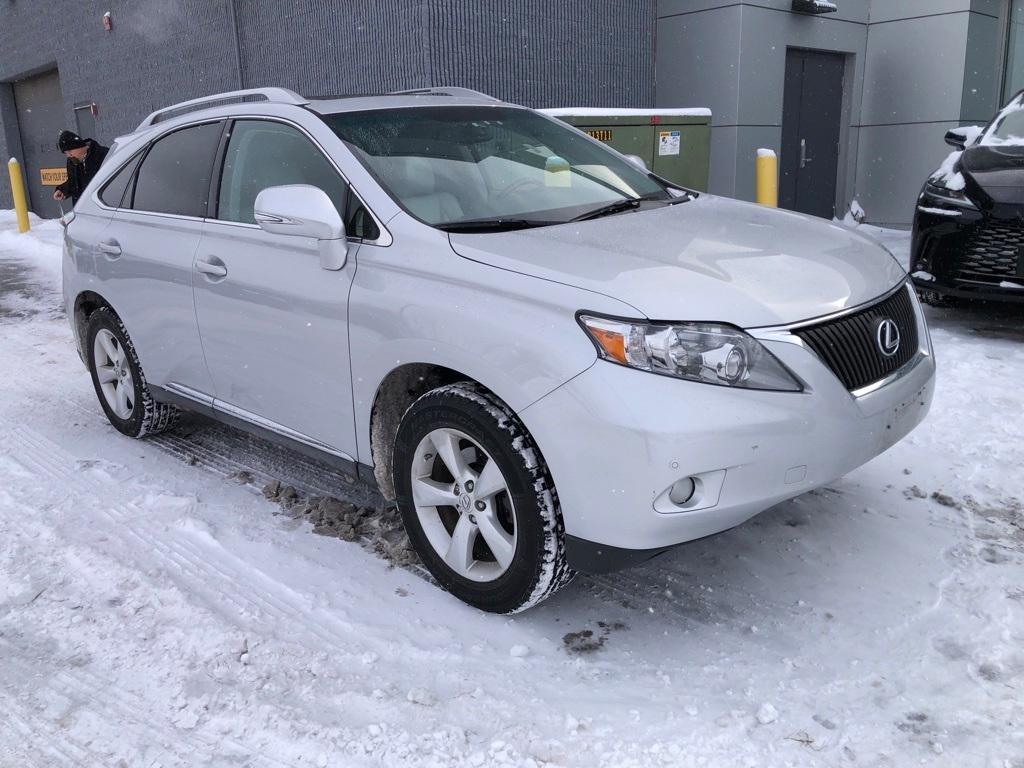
[578,315,804,392]
[923,179,976,208]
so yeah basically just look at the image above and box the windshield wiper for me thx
[438,218,554,233]
[570,198,642,222]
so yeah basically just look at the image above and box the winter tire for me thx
[85,307,178,438]
[393,382,574,613]
[916,289,957,308]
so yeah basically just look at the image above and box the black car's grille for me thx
[959,219,1024,283]
[793,285,920,392]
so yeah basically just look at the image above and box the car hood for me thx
[448,195,906,328]
[960,144,1024,204]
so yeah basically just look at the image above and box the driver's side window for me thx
[217,120,378,239]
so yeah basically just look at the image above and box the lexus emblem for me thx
[875,318,901,357]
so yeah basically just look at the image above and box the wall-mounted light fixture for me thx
[792,0,838,13]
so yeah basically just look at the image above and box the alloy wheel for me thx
[410,428,517,582]
[93,328,135,420]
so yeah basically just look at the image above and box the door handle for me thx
[800,139,813,169]
[195,258,228,278]
[98,240,121,257]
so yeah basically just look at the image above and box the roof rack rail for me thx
[136,87,309,130]
[386,86,500,101]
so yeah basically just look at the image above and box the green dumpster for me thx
[540,108,712,192]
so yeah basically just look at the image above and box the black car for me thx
[911,90,1024,305]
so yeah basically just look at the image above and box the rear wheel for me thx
[393,383,573,613]
[85,308,178,438]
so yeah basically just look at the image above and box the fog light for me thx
[668,477,696,505]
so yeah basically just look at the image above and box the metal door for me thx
[780,49,846,219]
[12,69,66,218]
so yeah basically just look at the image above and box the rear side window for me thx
[99,151,143,208]
[132,122,223,217]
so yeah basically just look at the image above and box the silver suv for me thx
[63,87,936,613]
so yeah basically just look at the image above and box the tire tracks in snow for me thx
[0,426,379,768]
[4,425,371,656]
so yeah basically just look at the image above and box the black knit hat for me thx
[57,130,88,152]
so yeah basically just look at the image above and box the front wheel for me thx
[393,383,574,613]
[916,288,957,308]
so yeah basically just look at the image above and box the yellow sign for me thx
[585,129,613,142]
[40,167,68,186]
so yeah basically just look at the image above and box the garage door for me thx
[13,69,66,218]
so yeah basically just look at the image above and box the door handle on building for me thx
[800,139,813,168]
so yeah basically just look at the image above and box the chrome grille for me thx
[793,286,919,392]
[959,220,1024,283]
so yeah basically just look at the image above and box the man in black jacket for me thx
[53,130,109,205]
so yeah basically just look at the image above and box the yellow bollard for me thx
[7,158,30,232]
[755,149,778,208]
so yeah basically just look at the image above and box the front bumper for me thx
[519,300,935,572]
[911,197,1024,302]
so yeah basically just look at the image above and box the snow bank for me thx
[0,209,64,288]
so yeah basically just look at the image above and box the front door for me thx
[780,48,846,219]
[193,119,358,459]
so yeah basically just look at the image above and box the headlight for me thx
[923,179,975,207]
[578,315,804,392]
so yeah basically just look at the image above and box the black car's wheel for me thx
[917,289,957,308]
[85,308,178,438]
[393,382,574,613]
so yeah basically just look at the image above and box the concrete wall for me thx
[856,0,1004,226]
[0,0,240,210]
[656,0,868,213]
[0,0,656,210]
[656,0,1009,226]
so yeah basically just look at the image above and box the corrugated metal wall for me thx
[235,0,656,107]
[0,0,655,209]
[234,0,432,96]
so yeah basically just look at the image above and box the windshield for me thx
[323,106,674,229]
[982,92,1024,146]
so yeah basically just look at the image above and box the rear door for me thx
[193,118,361,459]
[96,121,223,398]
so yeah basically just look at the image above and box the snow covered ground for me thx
[1,209,1022,767]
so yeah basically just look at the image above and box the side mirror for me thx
[624,154,648,171]
[254,184,348,271]
[944,126,981,151]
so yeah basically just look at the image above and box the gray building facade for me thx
[1,1,1022,226]
[0,0,654,215]
[657,0,1012,226]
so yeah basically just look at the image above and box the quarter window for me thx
[98,151,143,208]
[132,121,223,217]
